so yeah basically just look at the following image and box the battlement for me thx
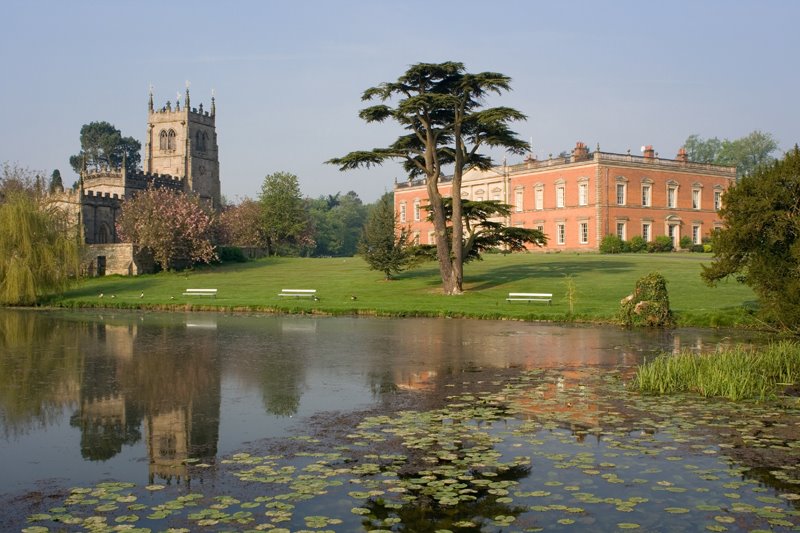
[83,190,121,201]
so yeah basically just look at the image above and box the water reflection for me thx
[0,309,764,497]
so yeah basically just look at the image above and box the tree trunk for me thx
[426,180,461,295]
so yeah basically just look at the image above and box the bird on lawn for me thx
[111,295,116,299]
[98,293,104,298]
[139,292,144,299]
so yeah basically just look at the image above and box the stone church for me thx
[54,87,221,276]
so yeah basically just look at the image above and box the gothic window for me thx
[97,223,111,244]
[167,129,177,150]
[196,131,204,151]
[159,130,168,150]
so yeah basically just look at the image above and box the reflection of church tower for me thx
[144,85,221,208]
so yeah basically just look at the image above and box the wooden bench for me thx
[279,289,318,300]
[506,292,552,304]
[183,288,217,298]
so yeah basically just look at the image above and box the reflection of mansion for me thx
[394,143,736,251]
[53,88,221,275]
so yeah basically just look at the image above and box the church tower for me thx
[143,85,221,208]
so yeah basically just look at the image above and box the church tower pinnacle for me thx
[143,83,221,209]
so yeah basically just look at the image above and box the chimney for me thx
[676,147,688,163]
[643,145,655,160]
[571,141,590,162]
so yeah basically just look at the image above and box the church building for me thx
[53,87,221,275]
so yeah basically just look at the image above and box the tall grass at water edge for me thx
[634,341,800,401]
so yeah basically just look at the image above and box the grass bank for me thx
[634,341,800,401]
[48,253,756,327]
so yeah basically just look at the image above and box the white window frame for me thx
[413,200,420,221]
[692,189,701,210]
[556,185,565,208]
[578,182,588,206]
[514,188,524,212]
[642,184,651,207]
[534,186,544,210]
[616,183,626,205]
[667,185,678,208]
[399,202,406,223]
[692,225,701,245]
[556,223,565,245]
[616,221,626,240]
[642,222,651,242]
[714,190,722,211]
[579,222,588,244]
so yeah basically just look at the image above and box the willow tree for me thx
[0,193,79,305]
[328,62,528,295]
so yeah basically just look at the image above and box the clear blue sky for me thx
[2,0,797,203]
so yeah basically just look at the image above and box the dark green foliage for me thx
[259,172,312,256]
[48,169,63,194]
[328,62,529,295]
[647,235,674,253]
[216,246,248,263]
[415,198,546,263]
[359,192,413,279]
[308,191,367,257]
[702,147,800,332]
[599,234,626,254]
[628,235,647,253]
[69,121,141,174]
[619,272,674,327]
[679,235,693,250]
[690,244,705,253]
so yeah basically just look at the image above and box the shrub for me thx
[690,244,705,253]
[628,235,647,253]
[703,243,713,253]
[679,235,693,250]
[647,235,674,253]
[216,246,248,263]
[600,234,625,254]
[619,271,674,327]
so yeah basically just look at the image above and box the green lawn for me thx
[49,252,757,327]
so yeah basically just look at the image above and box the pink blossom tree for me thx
[217,198,267,247]
[117,186,217,271]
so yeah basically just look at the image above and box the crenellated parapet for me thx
[124,170,185,192]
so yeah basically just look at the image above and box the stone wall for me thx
[82,243,155,276]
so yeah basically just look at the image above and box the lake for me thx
[1,309,797,532]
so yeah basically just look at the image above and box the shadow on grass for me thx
[468,259,637,291]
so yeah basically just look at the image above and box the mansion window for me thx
[642,222,651,242]
[556,185,565,208]
[692,225,702,245]
[428,231,435,244]
[413,200,420,221]
[579,222,589,244]
[616,222,626,240]
[641,184,652,207]
[556,223,565,245]
[616,183,626,205]
[514,188,524,212]
[534,186,544,210]
[399,203,406,223]
[578,182,588,206]
[413,232,420,246]
[714,190,722,210]
[667,185,678,208]
[692,189,701,210]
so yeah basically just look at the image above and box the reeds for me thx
[634,341,800,401]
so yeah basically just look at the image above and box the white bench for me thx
[183,288,217,298]
[506,292,552,304]
[279,289,318,300]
